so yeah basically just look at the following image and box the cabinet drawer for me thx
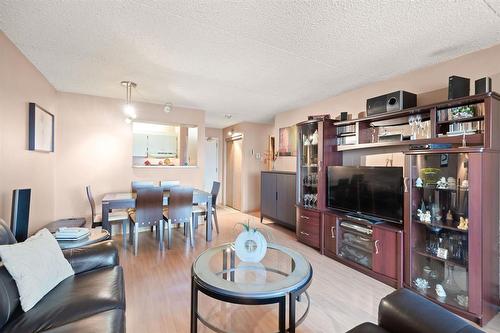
[296,207,320,223]
[296,207,320,248]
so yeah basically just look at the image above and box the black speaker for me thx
[11,189,31,242]
[475,77,492,94]
[366,91,417,116]
[448,76,470,100]
[340,112,348,121]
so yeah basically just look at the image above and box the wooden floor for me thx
[113,206,500,333]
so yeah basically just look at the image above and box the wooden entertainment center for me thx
[294,92,500,326]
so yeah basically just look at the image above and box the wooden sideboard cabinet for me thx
[260,171,296,230]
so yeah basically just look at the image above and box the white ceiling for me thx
[1,1,500,128]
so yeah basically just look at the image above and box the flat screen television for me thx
[327,166,403,224]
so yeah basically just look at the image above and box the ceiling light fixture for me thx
[164,102,173,113]
[224,114,232,119]
[121,81,137,122]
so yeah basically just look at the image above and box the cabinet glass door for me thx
[409,153,469,310]
[297,122,319,208]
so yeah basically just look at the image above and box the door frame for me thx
[224,134,243,209]
[204,136,219,194]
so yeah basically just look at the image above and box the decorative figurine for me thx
[415,177,423,188]
[424,211,432,223]
[437,177,448,189]
[456,295,469,308]
[447,177,456,190]
[446,210,453,222]
[457,217,469,230]
[414,278,430,291]
[435,284,447,299]
[431,204,442,222]
[417,209,432,223]
[311,130,319,145]
[461,179,469,190]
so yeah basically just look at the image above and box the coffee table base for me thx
[191,275,311,333]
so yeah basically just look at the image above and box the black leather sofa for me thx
[0,219,126,332]
[348,288,484,333]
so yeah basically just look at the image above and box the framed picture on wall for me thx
[278,125,297,156]
[28,102,54,152]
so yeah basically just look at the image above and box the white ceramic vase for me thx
[234,229,268,263]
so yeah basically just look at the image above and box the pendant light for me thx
[121,81,137,122]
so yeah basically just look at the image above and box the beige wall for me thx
[54,92,205,221]
[0,32,58,231]
[273,44,500,171]
[0,31,206,232]
[222,122,273,213]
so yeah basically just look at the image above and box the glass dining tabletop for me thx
[192,242,312,299]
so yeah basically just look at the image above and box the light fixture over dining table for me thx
[121,80,137,123]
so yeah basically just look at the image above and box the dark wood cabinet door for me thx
[372,225,399,280]
[261,173,277,218]
[323,213,337,255]
[276,173,296,227]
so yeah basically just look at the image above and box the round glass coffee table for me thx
[191,242,313,333]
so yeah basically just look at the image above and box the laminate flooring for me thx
[113,207,500,333]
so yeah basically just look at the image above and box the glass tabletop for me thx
[192,242,312,299]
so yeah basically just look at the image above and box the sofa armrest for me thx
[378,289,484,333]
[63,241,119,275]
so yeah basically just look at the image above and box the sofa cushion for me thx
[41,310,125,333]
[0,229,75,312]
[346,322,390,333]
[2,266,124,332]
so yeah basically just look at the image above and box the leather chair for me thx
[192,181,220,234]
[347,288,484,333]
[128,187,165,255]
[163,186,194,249]
[0,219,126,333]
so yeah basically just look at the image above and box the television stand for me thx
[344,213,382,225]
[323,210,403,288]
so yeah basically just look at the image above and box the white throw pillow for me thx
[0,228,75,312]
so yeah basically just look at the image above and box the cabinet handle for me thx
[403,177,409,193]
[300,231,310,236]
[331,226,335,239]
[276,192,278,201]
[374,240,380,254]
[300,215,310,220]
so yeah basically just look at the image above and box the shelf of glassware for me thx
[297,121,320,210]
[409,152,470,312]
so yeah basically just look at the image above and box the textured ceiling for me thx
[1,1,500,128]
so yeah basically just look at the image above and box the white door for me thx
[204,138,218,192]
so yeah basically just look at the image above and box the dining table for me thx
[101,189,214,241]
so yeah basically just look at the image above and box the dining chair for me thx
[131,180,157,193]
[192,181,220,234]
[160,180,180,191]
[128,187,165,255]
[86,185,129,244]
[163,186,194,249]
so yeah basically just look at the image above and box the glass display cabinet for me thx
[405,150,499,325]
[295,118,340,249]
[297,121,320,209]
